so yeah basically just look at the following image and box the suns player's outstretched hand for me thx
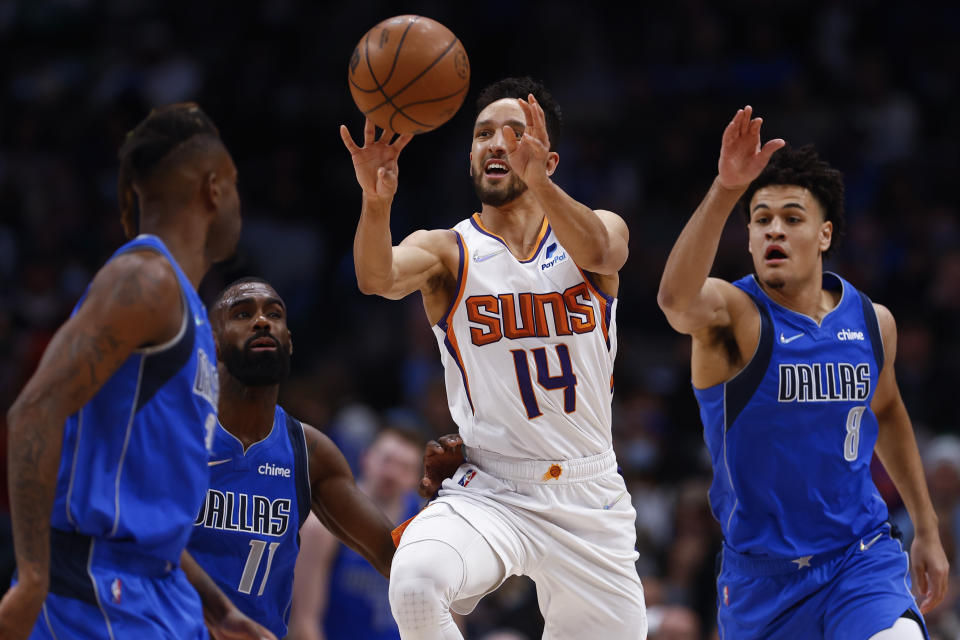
[910,527,950,613]
[419,433,465,499]
[503,93,551,188]
[717,106,785,190]
[340,118,413,202]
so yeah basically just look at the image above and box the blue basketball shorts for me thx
[716,523,928,640]
[23,529,207,639]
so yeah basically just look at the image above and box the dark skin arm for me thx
[181,551,276,640]
[0,251,182,639]
[303,424,397,577]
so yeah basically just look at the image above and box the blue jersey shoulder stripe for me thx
[725,290,774,430]
[283,412,311,531]
[857,290,884,372]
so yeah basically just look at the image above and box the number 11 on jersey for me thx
[511,345,578,419]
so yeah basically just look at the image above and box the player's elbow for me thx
[656,287,679,314]
[355,271,390,296]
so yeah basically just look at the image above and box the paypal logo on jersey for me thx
[541,243,567,270]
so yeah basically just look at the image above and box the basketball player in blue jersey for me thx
[343,77,646,640]
[1,104,275,639]
[657,106,949,639]
[187,277,458,639]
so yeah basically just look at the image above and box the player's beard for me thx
[221,336,291,386]
[472,166,527,206]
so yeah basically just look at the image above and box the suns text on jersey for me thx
[194,489,290,537]
[778,362,870,403]
[465,283,596,346]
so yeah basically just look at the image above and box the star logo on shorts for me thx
[792,555,813,569]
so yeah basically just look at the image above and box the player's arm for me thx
[287,513,335,640]
[870,304,949,613]
[0,251,182,638]
[303,424,396,578]
[341,118,454,300]
[658,106,785,337]
[180,550,277,640]
[506,95,627,275]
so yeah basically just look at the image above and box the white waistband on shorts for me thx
[463,446,617,484]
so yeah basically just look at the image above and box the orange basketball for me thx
[348,15,470,135]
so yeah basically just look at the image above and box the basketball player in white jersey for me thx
[341,77,647,640]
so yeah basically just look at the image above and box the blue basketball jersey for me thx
[323,492,422,640]
[695,273,889,558]
[187,405,311,639]
[50,234,219,566]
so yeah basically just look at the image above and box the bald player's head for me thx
[210,277,292,387]
[117,103,241,260]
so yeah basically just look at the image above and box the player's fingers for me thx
[437,433,463,448]
[340,125,360,153]
[759,138,787,162]
[363,118,376,145]
[393,133,414,153]
[741,105,753,135]
[503,125,520,153]
[722,109,744,143]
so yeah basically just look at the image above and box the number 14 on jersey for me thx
[511,345,577,419]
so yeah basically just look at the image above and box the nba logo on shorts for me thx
[111,578,122,604]
[459,469,477,487]
[723,585,729,606]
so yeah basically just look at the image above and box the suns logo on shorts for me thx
[458,469,477,487]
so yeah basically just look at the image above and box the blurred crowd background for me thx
[2,1,959,638]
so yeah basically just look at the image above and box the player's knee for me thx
[389,539,465,629]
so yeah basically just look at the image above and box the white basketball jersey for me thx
[433,214,618,460]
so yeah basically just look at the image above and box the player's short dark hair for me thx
[117,103,222,239]
[742,144,846,258]
[211,276,277,312]
[476,77,562,150]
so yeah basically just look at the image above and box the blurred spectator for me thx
[288,426,425,640]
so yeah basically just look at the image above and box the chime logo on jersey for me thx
[778,362,871,402]
[465,283,596,346]
[837,328,865,341]
[194,489,290,537]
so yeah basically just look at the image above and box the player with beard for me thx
[343,77,646,639]
[186,278,461,640]
[657,107,948,638]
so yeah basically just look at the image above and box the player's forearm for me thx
[875,410,939,536]
[181,550,234,625]
[527,179,616,271]
[657,177,743,311]
[353,195,397,295]
[5,397,65,592]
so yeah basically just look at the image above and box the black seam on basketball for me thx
[362,37,461,117]
[389,85,469,129]
[350,17,419,93]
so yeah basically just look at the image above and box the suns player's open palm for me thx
[503,94,552,186]
[717,106,785,190]
[340,118,413,201]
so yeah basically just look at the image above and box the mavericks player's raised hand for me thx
[340,118,413,202]
[717,105,785,190]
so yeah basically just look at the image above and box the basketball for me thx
[348,15,470,135]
